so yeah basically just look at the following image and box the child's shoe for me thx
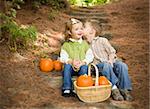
[120,89,133,101]
[111,89,124,101]
[62,89,72,97]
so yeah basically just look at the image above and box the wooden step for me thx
[69,16,110,23]
[71,7,104,13]
[69,12,107,17]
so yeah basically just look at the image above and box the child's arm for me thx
[73,48,94,69]
[59,49,82,69]
[83,48,94,65]
[103,38,117,66]
[103,38,116,54]
[59,49,72,64]
[108,54,117,67]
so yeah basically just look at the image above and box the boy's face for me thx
[71,22,84,40]
[84,22,96,43]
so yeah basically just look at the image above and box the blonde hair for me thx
[84,19,102,36]
[64,18,82,40]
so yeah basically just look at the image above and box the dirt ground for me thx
[0,0,149,109]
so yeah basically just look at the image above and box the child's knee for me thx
[103,63,112,69]
[79,65,88,74]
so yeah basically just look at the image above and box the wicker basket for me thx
[73,63,112,103]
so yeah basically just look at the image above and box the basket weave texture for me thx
[74,63,112,103]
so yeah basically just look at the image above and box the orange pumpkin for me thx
[77,74,94,87]
[39,58,53,72]
[99,76,109,85]
[53,60,63,71]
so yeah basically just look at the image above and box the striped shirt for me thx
[91,36,117,64]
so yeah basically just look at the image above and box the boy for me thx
[84,19,133,101]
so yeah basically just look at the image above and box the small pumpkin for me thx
[99,76,109,85]
[53,60,63,71]
[77,74,94,87]
[39,58,53,72]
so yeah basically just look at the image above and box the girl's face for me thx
[71,22,84,40]
[84,22,96,43]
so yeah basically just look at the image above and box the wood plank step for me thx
[69,12,107,17]
[69,16,110,23]
[71,7,104,13]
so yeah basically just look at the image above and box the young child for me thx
[84,19,133,101]
[59,18,94,97]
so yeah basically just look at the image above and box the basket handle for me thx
[88,63,99,86]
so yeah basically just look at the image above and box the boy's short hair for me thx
[83,19,102,36]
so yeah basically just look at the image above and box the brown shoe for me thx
[120,89,133,101]
[111,89,124,101]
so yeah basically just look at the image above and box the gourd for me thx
[99,76,109,85]
[53,60,63,71]
[77,74,94,87]
[39,58,53,72]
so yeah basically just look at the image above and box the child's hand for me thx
[73,60,86,69]
[73,60,81,69]
[108,60,114,67]
[79,61,86,66]
[108,54,117,67]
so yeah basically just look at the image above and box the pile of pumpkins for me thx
[39,58,109,86]
[77,74,109,87]
[39,58,63,72]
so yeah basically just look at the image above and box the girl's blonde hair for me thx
[64,18,82,40]
[84,19,102,36]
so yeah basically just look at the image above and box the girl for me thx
[84,19,133,101]
[59,18,94,97]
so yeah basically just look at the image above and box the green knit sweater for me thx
[62,40,89,61]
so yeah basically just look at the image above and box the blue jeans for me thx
[97,61,132,90]
[62,64,88,91]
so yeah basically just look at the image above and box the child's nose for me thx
[79,30,83,34]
